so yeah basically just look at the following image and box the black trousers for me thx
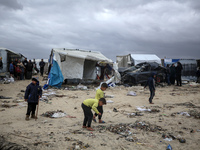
[149,88,155,103]
[26,103,37,116]
[40,67,44,76]
[176,75,182,86]
[81,103,93,127]
[94,106,103,119]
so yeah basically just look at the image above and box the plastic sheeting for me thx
[48,60,64,88]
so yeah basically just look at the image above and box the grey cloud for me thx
[0,0,200,61]
[0,0,23,10]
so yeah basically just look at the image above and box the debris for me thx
[175,102,200,108]
[136,106,151,112]
[127,91,137,96]
[77,84,88,90]
[178,138,186,143]
[13,99,24,103]
[55,94,67,97]
[113,108,118,112]
[164,138,172,141]
[1,103,17,108]
[127,112,143,118]
[41,110,66,118]
[105,95,114,98]
[166,144,172,150]
[0,96,12,99]
[0,136,29,150]
[107,100,114,103]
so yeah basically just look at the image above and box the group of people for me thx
[165,62,183,86]
[9,58,46,80]
[24,77,108,131]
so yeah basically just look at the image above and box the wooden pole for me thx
[35,98,39,121]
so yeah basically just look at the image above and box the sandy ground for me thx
[0,77,200,150]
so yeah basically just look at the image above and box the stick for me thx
[10,133,31,139]
[35,98,39,121]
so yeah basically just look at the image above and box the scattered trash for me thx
[136,106,151,112]
[127,112,143,118]
[178,138,186,143]
[42,110,66,118]
[0,96,12,99]
[107,100,114,103]
[113,108,118,112]
[127,91,137,96]
[166,144,172,150]
[77,84,88,90]
[105,95,114,98]
[1,103,17,108]
[164,138,172,141]
[12,100,24,103]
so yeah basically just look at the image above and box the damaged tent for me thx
[0,47,25,73]
[48,49,113,88]
[116,54,161,68]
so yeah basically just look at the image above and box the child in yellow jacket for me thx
[93,83,108,123]
[81,98,106,131]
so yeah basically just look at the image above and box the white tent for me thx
[117,54,161,67]
[50,48,113,80]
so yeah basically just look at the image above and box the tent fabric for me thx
[50,49,112,80]
[48,60,64,88]
[130,54,161,65]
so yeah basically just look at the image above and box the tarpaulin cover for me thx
[48,60,64,88]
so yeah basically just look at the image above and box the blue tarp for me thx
[48,60,64,88]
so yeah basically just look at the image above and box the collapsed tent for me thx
[116,54,161,68]
[48,49,113,87]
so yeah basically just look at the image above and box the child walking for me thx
[93,83,108,123]
[144,73,156,104]
[81,98,106,131]
[24,78,42,120]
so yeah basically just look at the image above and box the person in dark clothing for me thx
[166,64,171,85]
[170,64,176,85]
[196,67,200,83]
[13,58,18,77]
[0,57,3,70]
[81,98,106,131]
[24,78,42,121]
[176,62,183,86]
[23,58,28,79]
[33,59,39,73]
[39,59,45,76]
[144,73,156,104]
[26,60,33,79]
[9,61,14,77]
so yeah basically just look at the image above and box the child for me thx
[93,83,108,123]
[24,78,42,120]
[81,98,106,131]
[144,73,156,104]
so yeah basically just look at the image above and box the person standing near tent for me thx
[17,60,25,80]
[23,58,28,79]
[144,73,156,104]
[0,57,3,70]
[24,78,42,120]
[26,60,33,79]
[170,64,176,85]
[165,64,171,85]
[176,62,183,86]
[93,83,108,123]
[81,98,106,131]
[39,59,45,76]
[9,61,14,77]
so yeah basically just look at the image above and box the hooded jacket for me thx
[24,81,42,103]
[145,73,156,90]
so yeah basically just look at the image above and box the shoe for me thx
[87,127,95,131]
[31,114,37,119]
[25,115,29,121]
[82,126,87,128]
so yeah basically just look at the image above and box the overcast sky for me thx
[0,0,200,61]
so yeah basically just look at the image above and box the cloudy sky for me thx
[0,0,200,61]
